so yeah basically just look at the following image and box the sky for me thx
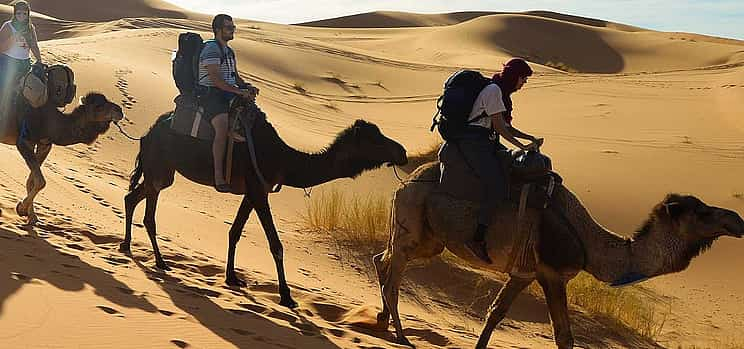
[167,0,744,40]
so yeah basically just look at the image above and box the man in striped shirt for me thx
[199,14,258,192]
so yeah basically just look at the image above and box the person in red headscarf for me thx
[446,58,543,264]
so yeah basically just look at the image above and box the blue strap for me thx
[19,118,29,139]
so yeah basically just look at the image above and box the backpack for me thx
[47,64,76,107]
[21,64,48,108]
[172,33,227,97]
[430,70,492,140]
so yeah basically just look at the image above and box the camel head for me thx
[77,92,125,123]
[654,194,744,240]
[331,119,408,175]
[74,92,125,144]
[622,194,744,281]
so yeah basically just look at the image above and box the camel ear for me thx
[79,96,86,105]
[663,201,683,219]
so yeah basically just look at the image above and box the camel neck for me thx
[280,148,344,188]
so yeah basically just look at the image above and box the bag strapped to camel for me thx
[47,64,77,107]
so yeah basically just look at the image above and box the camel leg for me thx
[372,251,392,328]
[538,275,574,349]
[253,194,297,308]
[15,140,49,225]
[120,183,147,253]
[225,195,254,287]
[143,190,169,270]
[381,249,413,347]
[475,276,534,349]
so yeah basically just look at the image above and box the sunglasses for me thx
[222,25,236,31]
[15,11,29,15]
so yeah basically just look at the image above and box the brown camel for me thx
[0,92,125,225]
[373,161,744,348]
[121,99,407,308]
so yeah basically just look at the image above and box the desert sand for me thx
[0,1,743,348]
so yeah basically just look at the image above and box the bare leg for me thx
[475,276,534,349]
[539,275,574,349]
[253,194,297,308]
[210,113,228,187]
[226,195,254,287]
[120,183,147,252]
[143,190,169,270]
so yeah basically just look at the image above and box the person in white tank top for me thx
[0,1,43,92]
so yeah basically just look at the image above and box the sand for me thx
[0,2,743,348]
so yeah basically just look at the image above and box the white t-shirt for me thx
[1,21,31,60]
[467,83,507,129]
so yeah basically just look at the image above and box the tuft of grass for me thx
[403,142,441,172]
[304,188,389,258]
[567,272,669,339]
[544,60,578,73]
[733,193,744,200]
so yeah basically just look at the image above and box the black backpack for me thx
[173,33,230,96]
[173,32,204,96]
[430,70,492,140]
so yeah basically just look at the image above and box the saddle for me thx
[169,94,247,142]
[437,144,562,275]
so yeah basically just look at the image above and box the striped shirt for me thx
[198,40,237,87]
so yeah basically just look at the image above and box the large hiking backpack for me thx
[430,70,492,140]
[47,64,76,107]
[173,33,229,97]
[172,32,206,97]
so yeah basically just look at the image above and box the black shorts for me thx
[199,88,236,121]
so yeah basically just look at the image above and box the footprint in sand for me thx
[115,69,137,110]
[231,328,254,336]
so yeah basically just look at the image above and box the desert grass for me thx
[566,272,669,339]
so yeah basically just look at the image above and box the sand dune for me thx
[0,0,201,22]
[0,3,743,349]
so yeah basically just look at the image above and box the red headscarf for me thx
[492,58,532,124]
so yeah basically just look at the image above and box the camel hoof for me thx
[226,276,247,288]
[16,201,28,217]
[396,336,414,348]
[118,242,131,254]
[279,296,298,309]
[375,312,390,329]
[156,260,171,271]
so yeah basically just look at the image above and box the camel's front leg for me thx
[16,140,51,225]
[475,276,534,349]
[253,193,297,308]
[538,274,574,349]
[225,195,254,287]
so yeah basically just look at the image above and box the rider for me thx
[457,58,543,264]
[0,1,43,116]
[198,13,258,192]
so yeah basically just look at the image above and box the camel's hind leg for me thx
[120,183,146,252]
[376,214,444,347]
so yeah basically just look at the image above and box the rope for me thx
[390,165,437,187]
[113,121,143,141]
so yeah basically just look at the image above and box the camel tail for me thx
[128,140,145,192]
[128,112,170,192]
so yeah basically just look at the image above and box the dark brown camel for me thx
[0,92,125,225]
[121,98,408,308]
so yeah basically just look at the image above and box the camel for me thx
[373,161,744,348]
[121,98,407,308]
[0,92,125,225]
